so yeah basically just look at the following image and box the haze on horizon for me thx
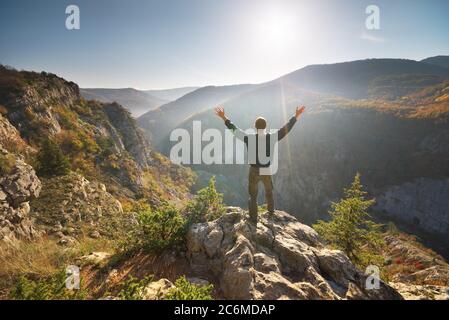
[1,0,448,89]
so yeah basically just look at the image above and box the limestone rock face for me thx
[186,208,403,300]
[0,147,42,242]
[0,114,31,154]
[103,103,151,168]
[374,178,449,238]
[4,73,80,140]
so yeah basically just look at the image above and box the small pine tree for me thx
[9,270,87,300]
[36,139,70,177]
[185,176,225,223]
[164,276,213,300]
[116,275,154,300]
[313,173,384,268]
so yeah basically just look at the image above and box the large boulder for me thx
[0,147,42,242]
[186,207,403,300]
[142,278,175,300]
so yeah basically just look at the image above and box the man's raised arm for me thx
[277,106,305,141]
[214,106,246,140]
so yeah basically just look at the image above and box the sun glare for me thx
[250,6,301,53]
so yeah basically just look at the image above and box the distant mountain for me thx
[144,86,199,101]
[421,55,449,70]
[138,58,449,148]
[276,58,449,99]
[80,88,167,117]
[137,84,256,144]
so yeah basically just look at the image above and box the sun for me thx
[249,6,300,53]
[261,13,292,44]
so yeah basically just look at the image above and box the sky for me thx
[0,0,448,89]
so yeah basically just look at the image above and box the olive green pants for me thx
[248,166,274,220]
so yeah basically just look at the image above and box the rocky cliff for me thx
[375,178,449,239]
[0,147,41,242]
[186,208,402,300]
[0,65,194,245]
[0,65,193,199]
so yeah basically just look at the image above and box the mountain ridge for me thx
[144,86,199,101]
[138,57,449,147]
[80,88,167,117]
[421,55,449,70]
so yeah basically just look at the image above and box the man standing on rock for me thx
[215,105,306,224]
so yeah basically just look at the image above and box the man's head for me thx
[254,117,267,130]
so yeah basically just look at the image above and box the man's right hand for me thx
[215,106,227,121]
[295,106,306,119]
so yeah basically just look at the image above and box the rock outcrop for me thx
[103,102,151,167]
[30,172,123,243]
[2,72,80,140]
[381,234,449,299]
[384,235,449,286]
[0,147,42,242]
[0,114,30,154]
[142,278,175,300]
[186,207,403,300]
[389,282,449,300]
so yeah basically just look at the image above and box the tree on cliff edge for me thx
[313,173,384,268]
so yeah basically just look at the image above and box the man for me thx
[215,105,306,223]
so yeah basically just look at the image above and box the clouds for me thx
[360,32,387,43]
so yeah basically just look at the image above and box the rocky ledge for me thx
[186,207,403,300]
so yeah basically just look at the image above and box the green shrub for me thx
[121,205,187,253]
[0,153,16,174]
[313,173,384,269]
[164,276,213,300]
[97,136,115,158]
[54,106,77,130]
[36,139,70,177]
[185,177,225,223]
[56,130,100,157]
[9,269,87,300]
[116,275,154,300]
